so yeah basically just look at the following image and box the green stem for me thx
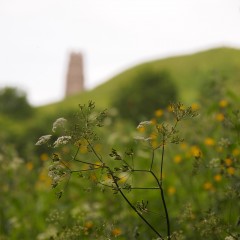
[111,171,164,240]
[150,170,171,239]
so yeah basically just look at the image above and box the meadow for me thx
[0,47,240,239]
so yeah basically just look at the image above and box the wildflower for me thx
[203,182,213,191]
[89,174,97,182]
[167,105,174,112]
[52,118,67,132]
[84,221,93,229]
[227,167,235,175]
[209,158,220,168]
[155,109,163,117]
[112,227,122,237]
[35,135,52,145]
[180,142,188,150]
[168,186,176,195]
[225,158,232,167]
[26,162,33,171]
[204,138,215,146]
[219,99,228,108]
[190,146,201,158]
[137,126,145,133]
[40,153,49,161]
[225,236,235,240]
[151,118,157,125]
[215,113,224,121]
[232,148,240,156]
[191,103,200,111]
[174,155,182,164]
[137,121,152,128]
[214,174,222,182]
[53,136,71,148]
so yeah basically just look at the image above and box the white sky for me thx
[0,0,240,106]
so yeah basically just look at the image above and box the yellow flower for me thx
[84,221,93,229]
[112,228,122,237]
[137,126,145,133]
[151,118,157,125]
[203,182,213,191]
[190,146,201,158]
[173,155,182,164]
[232,148,240,156]
[94,161,102,169]
[204,138,215,146]
[191,103,200,111]
[214,174,222,182]
[227,167,235,175]
[168,186,176,195]
[215,113,224,121]
[167,105,174,112]
[40,153,49,161]
[26,162,33,171]
[155,109,163,117]
[225,158,232,166]
[180,142,188,150]
[219,99,228,108]
[89,174,97,182]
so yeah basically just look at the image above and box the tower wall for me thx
[65,52,84,97]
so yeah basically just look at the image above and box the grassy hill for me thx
[37,46,240,117]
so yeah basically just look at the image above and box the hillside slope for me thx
[37,47,240,116]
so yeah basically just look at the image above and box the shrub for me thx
[112,68,178,123]
[0,87,33,119]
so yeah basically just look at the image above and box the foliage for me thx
[112,68,178,123]
[0,87,33,119]
[36,101,199,239]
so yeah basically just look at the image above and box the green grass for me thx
[36,46,240,117]
[5,46,240,145]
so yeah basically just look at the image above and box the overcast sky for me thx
[0,0,240,106]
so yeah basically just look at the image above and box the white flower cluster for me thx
[53,136,71,148]
[209,158,221,168]
[35,135,52,145]
[52,118,67,132]
[48,162,67,187]
[134,136,152,141]
[137,121,152,129]
[225,236,235,240]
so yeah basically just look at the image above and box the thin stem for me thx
[72,146,80,160]
[160,142,165,185]
[74,158,102,168]
[86,138,103,163]
[150,149,155,171]
[110,170,164,240]
[150,170,170,239]
[71,168,101,173]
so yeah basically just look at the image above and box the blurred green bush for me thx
[112,68,178,123]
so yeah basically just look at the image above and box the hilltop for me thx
[37,47,240,117]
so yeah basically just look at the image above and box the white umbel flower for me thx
[35,135,52,145]
[53,136,71,148]
[52,118,67,132]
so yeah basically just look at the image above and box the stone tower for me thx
[65,52,84,97]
